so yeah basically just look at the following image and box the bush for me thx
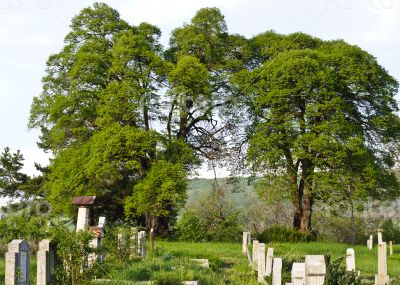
[381,219,400,243]
[325,255,360,285]
[175,211,207,242]
[257,225,315,243]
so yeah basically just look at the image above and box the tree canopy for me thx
[25,3,400,233]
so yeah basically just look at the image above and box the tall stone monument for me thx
[5,240,30,285]
[37,239,55,285]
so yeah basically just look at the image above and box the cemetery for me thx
[1,1,400,285]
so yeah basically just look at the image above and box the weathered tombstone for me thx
[88,226,104,266]
[242,232,251,254]
[346,248,355,272]
[375,242,389,285]
[129,227,139,258]
[291,262,305,285]
[368,236,373,250]
[389,241,393,256]
[305,255,326,285]
[5,240,30,285]
[272,258,282,285]
[72,196,96,232]
[182,281,200,285]
[37,239,55,285]
[138,231,146,257]
[190,259,210,268]
[377,228,383,244]
[266,247,274,276]
[252,240,259,269]
[257,243,266,282]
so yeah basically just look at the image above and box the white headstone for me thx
[252,240,259,269]
[76,206,89,232]
[377,229,383,244]
[266,247,274,276]
[272,258,282,285]
[258,243,266,282]
[376,242,388,285]
[368,238,373,250]
[389,241,393,256]
[291,262,305,285]
[190,259,210,268]
[242,232,251,254]
[346,248,355,272]
[37,239,55,285]
[137,231,146,257]
[5,240,30,285]
[98,216,106,228]
[305,255,326,285]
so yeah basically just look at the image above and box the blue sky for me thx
[0,0,399,178]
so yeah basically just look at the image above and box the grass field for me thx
[0,241,397,284]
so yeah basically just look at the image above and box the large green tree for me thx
[241,37,400,232]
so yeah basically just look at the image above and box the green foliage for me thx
[325,255,360,285]
[382,219,400,243]
[125,160,188,220]
[175,211,207,242]
[242,34,400,231]
[51,226,97,285]
[257,225,314,243]
[175,185,242,242]
[0,147,28,198]
[0,201,50,243]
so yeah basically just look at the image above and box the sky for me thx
[0,0,399,179]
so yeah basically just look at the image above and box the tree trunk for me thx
[291,158,314,233]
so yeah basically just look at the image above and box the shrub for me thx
[381,219,400,243]
[175,211,207,242]
[257,225,314,243]
[325,255,360,285]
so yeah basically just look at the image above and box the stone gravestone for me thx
[368,235,373,250]
[138,231,146,257]
[88,226,104,267]
[242,232,251,254]
[37,239,55,285]
[305,255,326,285]
[257,243,266,282]
[346,248,355,272]
[375,242,389,285]
[377,228,383,244]
[389,241,393,256]
[272,258,282,285]
[88,216,106,266]
[252,240,259,269]
[5,240,30,285]
[291,262,305,285]
[129,227,139,259]
[266,247,274,276]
